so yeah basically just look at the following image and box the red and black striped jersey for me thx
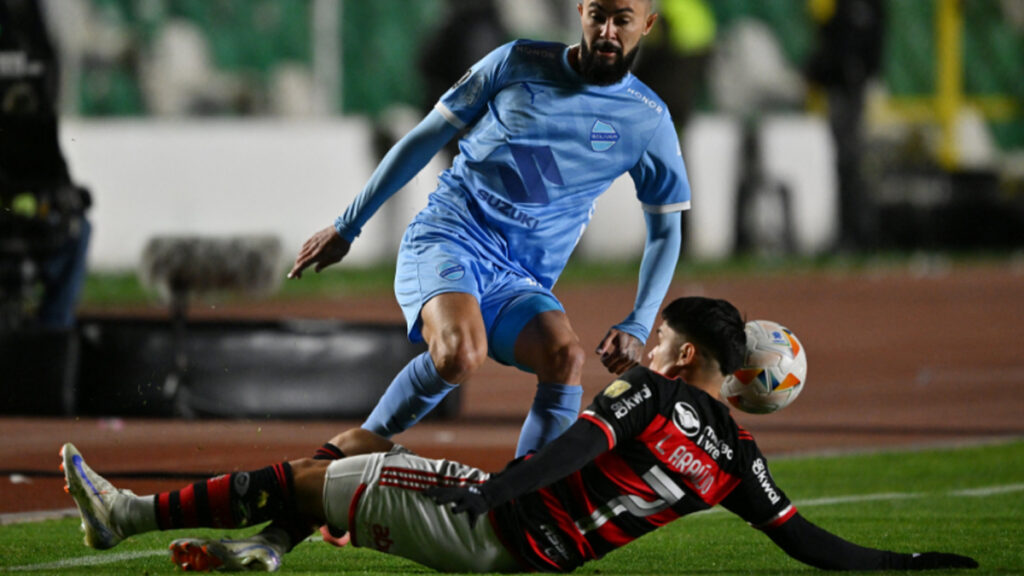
[491,366,795,572]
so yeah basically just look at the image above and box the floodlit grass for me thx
[2,441,1021,574]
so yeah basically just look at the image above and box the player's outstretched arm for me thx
[597,211,681,374]
[290,109,458,279]
[764,512,978,571]
[335,109,457,236]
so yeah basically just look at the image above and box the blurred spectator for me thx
[418,0,510,108]
[805,0,885,252]
[141,18,252,116]
[705,16,806,259]
[496,0,574,43]
[0,0,91,330]
[415,0,510,160]
[708,18,806,118]
[71,0,146,116]
[632,0,716,132]
[733,120,795,257]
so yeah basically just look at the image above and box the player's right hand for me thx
[596,329,643,375]
[288,225,351,279]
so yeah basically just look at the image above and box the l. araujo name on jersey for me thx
[644,417,739,500]
[603,378,739,503]
[613,382,742,506]
[431,40,691,288]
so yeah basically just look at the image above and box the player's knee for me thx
[329,429,364,454]
[430,338,486,384]
[537,340,585,383]
[330,428,394,456]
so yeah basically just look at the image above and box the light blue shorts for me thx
[394,222,563,370]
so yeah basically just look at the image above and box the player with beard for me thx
[290,0,686,463]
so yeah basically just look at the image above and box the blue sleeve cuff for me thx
[333,217,358,243]
[612,320,649,345]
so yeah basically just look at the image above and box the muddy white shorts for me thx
[322,448,520,573]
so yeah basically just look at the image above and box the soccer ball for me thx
[721,320,807,414]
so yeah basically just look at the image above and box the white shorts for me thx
[322,448,520,573]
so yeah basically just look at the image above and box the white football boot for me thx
[60,442,129,550]
[169,536,284,572]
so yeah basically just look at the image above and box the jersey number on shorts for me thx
[498,144,564,205]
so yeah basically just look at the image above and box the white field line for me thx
[798,492,920,507]
[692,490,926,518]
[770,437,1024,463]
[4,550,165,572]
[948,483,1024,497]
[4,483,1023,572]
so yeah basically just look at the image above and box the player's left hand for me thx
[425,485,490,527]
[596,329,643,374]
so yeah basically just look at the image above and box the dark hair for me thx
[661,297,746,375]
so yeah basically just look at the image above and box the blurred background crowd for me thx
[45,0,1024,164]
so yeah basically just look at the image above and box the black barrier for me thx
[2,317,460,421]
[0,328,77,414]
[874,168,1024,250]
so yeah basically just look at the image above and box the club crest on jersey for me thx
[590,120,620,152]
[603,379,632,398]
[672,402,701,437]
[436,260,465,281]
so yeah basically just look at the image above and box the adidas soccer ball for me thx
[721,320,807,414]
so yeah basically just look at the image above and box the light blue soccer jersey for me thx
[419,39,691,288]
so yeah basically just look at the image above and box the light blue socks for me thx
[362,351,458,437]
[516,383,583,457]
[363,352,582,455]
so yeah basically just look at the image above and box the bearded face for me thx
[578,35,640,85]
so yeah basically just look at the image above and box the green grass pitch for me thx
[2,441,1021,574]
